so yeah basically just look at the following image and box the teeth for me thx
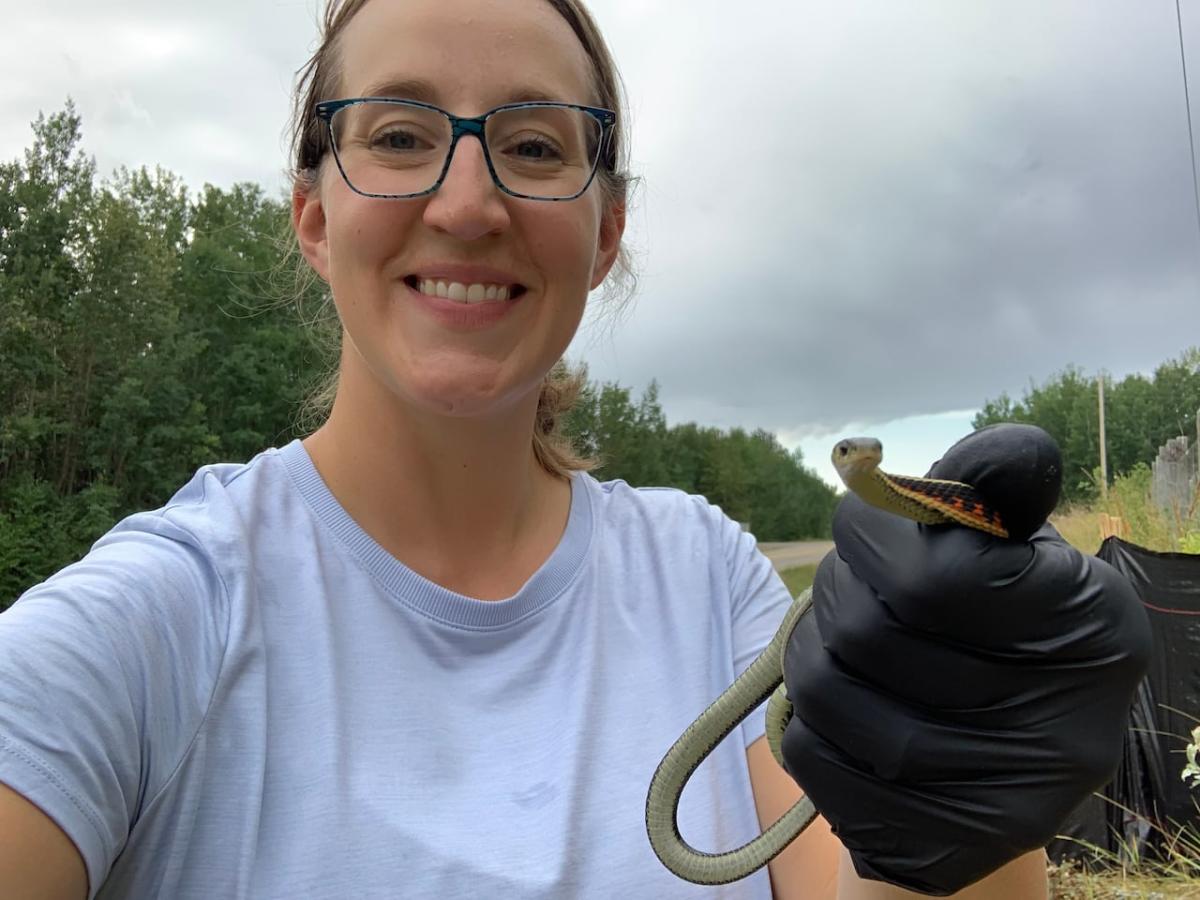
[417,279,514,304]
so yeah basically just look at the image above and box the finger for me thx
[831,496,1081,646]
[808,555,1050,710]
[785,610,1066,781]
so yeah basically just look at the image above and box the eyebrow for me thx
[354,77,564,106]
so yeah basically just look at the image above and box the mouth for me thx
[403,275,528,304]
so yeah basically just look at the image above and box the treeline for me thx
[973,348,1200,504]
[564,378,837,540]
[0,104,835,608]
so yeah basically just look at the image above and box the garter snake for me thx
[644,437,1008,886]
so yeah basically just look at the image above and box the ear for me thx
[589,199,627,291]
[293,184,331,283]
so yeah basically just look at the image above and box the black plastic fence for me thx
[1050,537,1200,864]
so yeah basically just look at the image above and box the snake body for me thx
[644,437,1006,885]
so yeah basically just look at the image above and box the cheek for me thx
[327,195,418,286]
[535,208,601,284]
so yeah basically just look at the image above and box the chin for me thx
[400,371,532,420]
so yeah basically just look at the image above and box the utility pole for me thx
[1098,372,1108,500]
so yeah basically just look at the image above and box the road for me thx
[756,540,835,571]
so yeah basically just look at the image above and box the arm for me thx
[0,782,88,900]
[747,736,838,899]
[747,737,1049,900]
[0,516,228,898]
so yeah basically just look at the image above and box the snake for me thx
[644,437,1008,886]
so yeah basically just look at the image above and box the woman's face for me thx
[294,0,624,422]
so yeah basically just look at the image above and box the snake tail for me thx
[645,589,817,885]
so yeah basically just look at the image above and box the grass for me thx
[1048,811,1200,899]
[1049,464,1200,556]
[1048,860,1200,898]
[778,562,818,598]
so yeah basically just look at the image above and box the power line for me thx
[1176,0,1200,245]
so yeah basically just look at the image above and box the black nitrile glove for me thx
[779,424,1152,895]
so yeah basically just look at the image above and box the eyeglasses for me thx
[315,98,616,202]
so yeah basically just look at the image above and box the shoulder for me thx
[10,443,295,645]
[579,474,763,584]
[584,475,740,535]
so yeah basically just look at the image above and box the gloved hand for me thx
[779,424,1152,895]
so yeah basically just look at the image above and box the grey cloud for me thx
[575,0,1200,437]
[2,0,1197,443]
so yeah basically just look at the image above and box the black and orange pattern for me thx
[884,473,1009,538]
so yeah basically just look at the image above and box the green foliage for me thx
[975,349,1200,504]
[1101,463,1189,553]
[564,373,838,541]
[0,103,322,608]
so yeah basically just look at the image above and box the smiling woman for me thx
[0,1,1148,899]
[288,0,639,477]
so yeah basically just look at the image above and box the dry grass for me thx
[1051,465,1200,555]
[1049,860,1200,898]
[1048,815,1200,899]
[1050,506,1107,555]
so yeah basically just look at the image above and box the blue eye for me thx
[372,129,419,151]
[510,136,562,160]
[504,133,564,162]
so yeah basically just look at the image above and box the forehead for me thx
[338,0,597,110]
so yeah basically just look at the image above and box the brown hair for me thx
[286,0,638,476]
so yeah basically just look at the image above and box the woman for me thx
[0,1,1149,897]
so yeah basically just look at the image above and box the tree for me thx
[0,104,320,607]
[974,348,1200,504]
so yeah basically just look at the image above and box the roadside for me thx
[757,540,834,571]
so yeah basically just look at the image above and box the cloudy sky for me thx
[2,0,1198,486]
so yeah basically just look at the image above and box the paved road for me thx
[756,540,835,571]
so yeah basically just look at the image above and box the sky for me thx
[2,0,1198,487]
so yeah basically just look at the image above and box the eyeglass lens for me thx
[329,102,603,199]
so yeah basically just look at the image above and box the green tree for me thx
[0,101,95,486]
[0,104,320,608]
[974,348,1200,504]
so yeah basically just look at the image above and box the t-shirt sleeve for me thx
[0,513,228,897]
[717,510,799,748]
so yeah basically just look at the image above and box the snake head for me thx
[832,437,883,481]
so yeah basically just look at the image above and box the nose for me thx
[421,133,511,241]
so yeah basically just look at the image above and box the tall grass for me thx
[1050,464,1200,555]
[1049,809,1200,899]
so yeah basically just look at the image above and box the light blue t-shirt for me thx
[0,440,794,899]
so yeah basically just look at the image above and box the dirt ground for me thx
[756,541,835,570]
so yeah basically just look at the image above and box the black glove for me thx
[779,424,1152,895]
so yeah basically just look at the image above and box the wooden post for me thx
[1098,373,1108,500]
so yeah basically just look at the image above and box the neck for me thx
[302,358,571,598]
